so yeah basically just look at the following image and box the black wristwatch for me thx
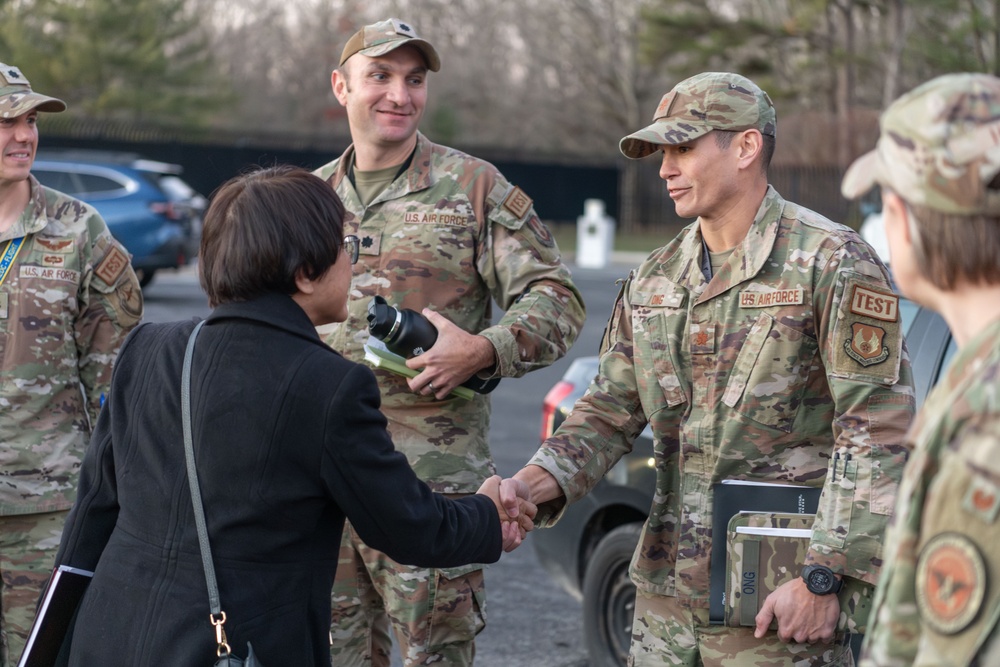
[802,565,843,595]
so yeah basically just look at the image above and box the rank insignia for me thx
[845,322,889,366]
[916,533,985,635]
[963,476,1000,524]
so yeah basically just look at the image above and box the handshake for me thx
[476,476,537,553]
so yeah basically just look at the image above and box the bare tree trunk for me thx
[883,0,908,108]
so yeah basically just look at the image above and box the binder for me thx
[709,480,821,624]
[17,565,93,667]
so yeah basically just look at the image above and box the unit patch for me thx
[95,245,129,285]
[739,287,804,308]
[916,533,985,635]
[502,186,533,220]
[527,218,555,248]
[845,322,889,367]
[849,285,899,322]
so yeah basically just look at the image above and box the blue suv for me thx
[31,151,203,287]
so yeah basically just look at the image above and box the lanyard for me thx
[0,237,25,287]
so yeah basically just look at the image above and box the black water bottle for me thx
[366,296,500,394]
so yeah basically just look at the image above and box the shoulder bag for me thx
[182,320,266,667]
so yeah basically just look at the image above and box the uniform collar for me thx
[331,132,436,200]
[1,176,49,242]
[663,185,784,303]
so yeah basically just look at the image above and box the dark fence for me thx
[41,120,860,233]
[620,159,858,234]
[40,129,619,226]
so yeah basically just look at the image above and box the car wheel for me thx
[583,522,642,666]
[136,268,156,288]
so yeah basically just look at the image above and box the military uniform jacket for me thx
[0,176,142,515]
[531,186,914,605]
[314,133,584,494]
[861,317,1000,667]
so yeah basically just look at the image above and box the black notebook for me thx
[17,565,93,667]
[708,480,821,624]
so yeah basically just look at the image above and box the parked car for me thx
[31,150,205,287]
[535,295,956,666]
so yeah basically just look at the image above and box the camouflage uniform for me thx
[839,74,1000,667]
[0,177,142,664]
[529,73,914,666]
[314,131,584,665]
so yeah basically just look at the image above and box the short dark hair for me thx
[199,166,347,307]
[904,201,1000,290]
[713,129,775,172]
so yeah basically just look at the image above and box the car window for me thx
[75,173,127,196]
[899,298,920,335]
[31,169,77,194]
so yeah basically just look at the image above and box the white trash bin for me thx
[576,199,615,269]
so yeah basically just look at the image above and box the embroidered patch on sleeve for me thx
[830,276,903,383]
[849,284,899,322]
[502,186,533,220]
[526,218,555,248]
[916,533,986,635]
[95,245,129,286]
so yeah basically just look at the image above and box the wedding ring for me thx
[428,382,435,391]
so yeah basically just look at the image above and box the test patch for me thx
[830,276,903,384]
[849,285,898,322]
[95,245,129,285]
[502,186,533,220]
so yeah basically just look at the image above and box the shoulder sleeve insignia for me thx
[916,533,986,635]
[849,284,899,322]
[95,244,130,286]
[502,186,533,220]
[845,323,890,367]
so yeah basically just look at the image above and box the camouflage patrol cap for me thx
[620,72,776,159]
[842,73,1000,215]
[340,18,441,72]
[0,63,66,117]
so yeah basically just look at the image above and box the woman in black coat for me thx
[50,167,530,666]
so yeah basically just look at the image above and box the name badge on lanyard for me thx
[0,237,26,318]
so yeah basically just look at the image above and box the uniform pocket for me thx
[723,312,818,433]
[812,459,857,549]
[631,308,687,412]
[426,566,486,651]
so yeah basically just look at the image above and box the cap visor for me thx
[841,149,880,199]
[619,121,712,159]
[358,39,440,71]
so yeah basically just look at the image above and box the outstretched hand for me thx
[477,475,536,552]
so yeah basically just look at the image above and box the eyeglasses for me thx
[343,235,360,265]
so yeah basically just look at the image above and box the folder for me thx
[363,338,474,400]
[709,480,821,624]
[17,565,93,667]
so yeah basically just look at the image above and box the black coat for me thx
[53,293,501,666]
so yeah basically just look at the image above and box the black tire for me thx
[136,268,156,288]
[582,522,642,666]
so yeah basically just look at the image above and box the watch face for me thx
[809,568,834,593]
